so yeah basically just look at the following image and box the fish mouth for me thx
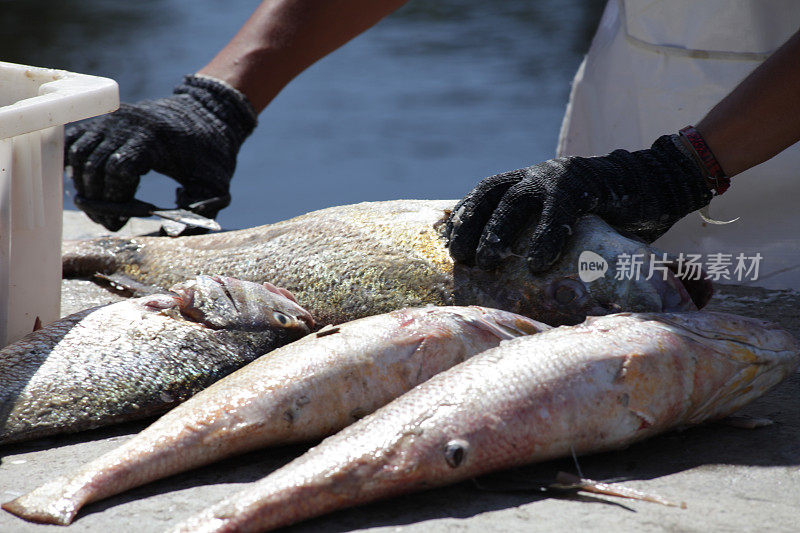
[259,281,315,331]
[595,257,713,316]
[665,261,714,310]
[289,308,315,332]
[636,258,714,312]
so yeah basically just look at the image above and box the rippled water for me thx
[2,0,604,229]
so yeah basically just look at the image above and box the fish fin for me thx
[462,314,544,341]
[720,415,774,429]
[92,273,165,297]
[685,364,766,424]
[2,477,82,525]
[552,472,686,509]
[32,316,42,332]
[569,445,584,478]
[316,325,341,338]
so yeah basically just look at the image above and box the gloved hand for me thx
[446,134,714,272]
[66,75,258,231]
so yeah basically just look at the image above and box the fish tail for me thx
[2,477,85,526]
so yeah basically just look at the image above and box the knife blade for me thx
[73,196,222,231]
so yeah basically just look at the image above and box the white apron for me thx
[558,0,800,290]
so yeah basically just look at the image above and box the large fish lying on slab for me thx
[161,311,797,533]
[62,200,711,326]
[0,275,312,446]
[2,306,548,525]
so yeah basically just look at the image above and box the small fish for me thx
[0,275,312,446]
[164,311,797,533]
[62,200,711,327]
[2,306,548,526]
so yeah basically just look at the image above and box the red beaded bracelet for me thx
[679,125,730,195]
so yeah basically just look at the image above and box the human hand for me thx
[66,75,257,230]
[446,135,714,272]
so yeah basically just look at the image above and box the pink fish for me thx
[167,311,798,533]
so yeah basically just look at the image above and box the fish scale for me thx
[167,311,798,533]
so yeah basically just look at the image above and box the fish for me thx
[62,200,711,327]
[0,275,312,446]
[2,306,549,525]
[162,311,797,533]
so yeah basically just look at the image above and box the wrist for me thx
[676,126,730,195]
[674,135,713,186]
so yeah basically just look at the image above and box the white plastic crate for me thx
[0,61,118,346]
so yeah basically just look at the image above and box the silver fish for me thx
[165,311,797,533]
[62,200,710,326]
[1,306,547,525]
[0,275,312,446]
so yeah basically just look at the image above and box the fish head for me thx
[633,311,800,423]
[168,275,315,333]
[455,215,712,325]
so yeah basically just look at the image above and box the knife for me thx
[73,196,224,232]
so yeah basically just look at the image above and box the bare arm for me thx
[198,0,409,113]
[697,29,800,177]
[65,0,407,230]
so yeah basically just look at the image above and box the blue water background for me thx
[2,0,605,229]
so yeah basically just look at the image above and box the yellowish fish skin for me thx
[1,306,549,526]
[0,276,311,446]
[62,200,707,327]
[167,311,798,533]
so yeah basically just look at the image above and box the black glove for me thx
[66,75,257,231]
[446,134,713,272]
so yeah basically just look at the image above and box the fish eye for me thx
[555,285,577,304]
[547,278,587,306]
[273,312,290,325]
[444,439,469,468]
